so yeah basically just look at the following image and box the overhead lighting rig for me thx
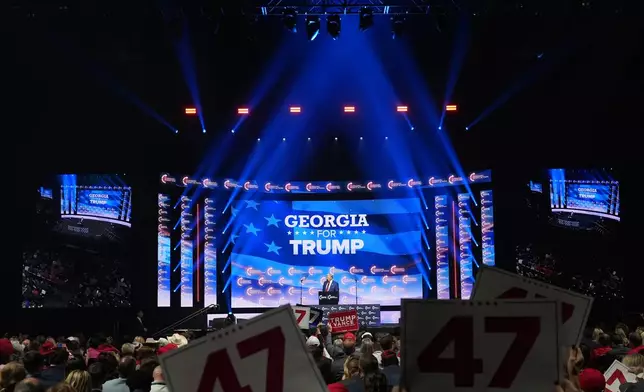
[254,0,431,16]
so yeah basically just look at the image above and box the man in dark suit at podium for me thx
[322,273,339,293]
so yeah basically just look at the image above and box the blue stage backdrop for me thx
[229,198,424,307]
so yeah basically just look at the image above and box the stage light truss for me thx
[250,0,432,16]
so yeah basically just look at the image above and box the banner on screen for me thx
[229,198,424,307]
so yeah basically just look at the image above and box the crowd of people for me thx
[1,321,642,392]
[21,247,131,309]
[0,333,190,392]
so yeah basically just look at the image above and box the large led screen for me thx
[229,198,424,307]
[22,174,132,308]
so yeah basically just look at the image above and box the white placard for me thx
[472,266,593,345]
[161,306,327,392]
[292,306,310,329]
[604,360,637,392]
[402,299,560,392]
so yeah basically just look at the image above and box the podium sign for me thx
[318,291,339,305]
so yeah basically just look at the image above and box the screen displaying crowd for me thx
[515,169,623,304]
[21,174,133,308]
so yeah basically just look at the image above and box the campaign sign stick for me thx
[402,299,560,392]
[472,266,593,345]
[160,305,328,392]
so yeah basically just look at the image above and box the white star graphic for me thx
[362,230,366,234]
[310,231,315,235]
[354,230,358,234]
[339,230,344,234]
[295,231,300,235]
[287,231,292,235]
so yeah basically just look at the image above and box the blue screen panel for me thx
[229,198,423,307]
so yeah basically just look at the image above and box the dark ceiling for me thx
[8,0,643,174]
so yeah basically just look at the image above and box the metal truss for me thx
[246,0,435,16]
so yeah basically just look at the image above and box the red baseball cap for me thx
[0,339,13,358]
[343,332,356,340]
[579,368,606,392]
[327,383,349,392]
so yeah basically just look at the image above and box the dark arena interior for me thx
[5,1,644,391]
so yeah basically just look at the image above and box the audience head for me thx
[97,352,118,375]
[136,346,156,362]
[0,339,14,365]
[343,333,356,352]
[65,357,86,373]
[623,354,644,374]
[65,370,91,392]
[592,328,603,341]
[379,334,394,351]
[0,362,27,391]
[343,355,360,380]
[117,356,137,379]
[47,383,75,392]
[360,339,374,357]
[152,366,164,382]
[578,368,606,392]
[87,362,106,389]
[49,348,68,367]
[121,343,135,357]
[598,333,611,347]
[21,352,44,375]
[611,334,625,347]
[629,332,643,349]
[13,379,45,392]
[360,354,388,392]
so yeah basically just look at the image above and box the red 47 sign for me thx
[604,360,637,392]
[472,266,593,345]
[160,306,328,392]
[292,306,310,329]
[402,299,560,392]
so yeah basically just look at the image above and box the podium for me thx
[318,291,339,305]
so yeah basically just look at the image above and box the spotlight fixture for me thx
[289,106,302,113]
[344,106,356,113]
[396,105,408,112]
[202,129,206,133]
[359,8,374,31]
[257,138,261,141]
[334,137,338,141]
[283,137,286,141]
[385,136,389,140]
[306,15,320,41]
[283,9,297,33]
[237,107,249,114]
[391,16,405,39]
[174,129,179,134]
[360,136,363,140]
[307,137,311,141]
[327,14,341,40]
[445,104,458,112]
[185,107,197,115]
